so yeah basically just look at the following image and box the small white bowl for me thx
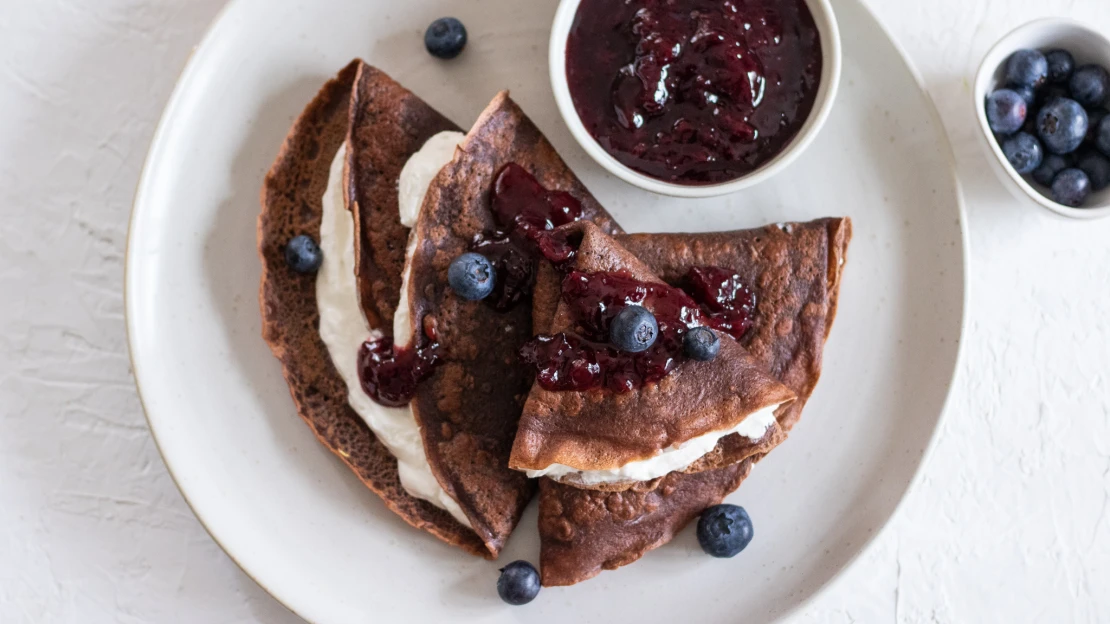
[974,18,1110,219]
[549,0,842,198]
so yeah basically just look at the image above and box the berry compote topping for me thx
[472,163,585,310]
[357,336,440,408]
[521,266,757,393]
[566,0,821,184]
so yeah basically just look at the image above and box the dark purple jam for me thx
[521,266,757,392]
[472,163,585,310]
[565,0,822,184]
[357,337,440,408]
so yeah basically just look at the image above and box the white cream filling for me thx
[525,403,782,486]
[316,141,470,528]
[397,131,466,228]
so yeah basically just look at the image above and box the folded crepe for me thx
[396,92,624,554]
[259,61,511,556]
[536,217,851,585]
[510,222,795,491]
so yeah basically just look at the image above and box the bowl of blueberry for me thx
[975,18,1110,219]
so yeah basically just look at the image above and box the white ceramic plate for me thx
[126,0,967,622]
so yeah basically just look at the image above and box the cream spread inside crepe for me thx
[316,139,469,526]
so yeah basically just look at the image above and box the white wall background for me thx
[1,0,1108,621]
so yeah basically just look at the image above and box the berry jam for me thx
[565,0,821,184]
[521,267,756,392]
[472,163,585,310]
[357,336,440,408]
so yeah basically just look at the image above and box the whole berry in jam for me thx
[683,326,720,362]
[448,253,496,301]
[609,305,659,353]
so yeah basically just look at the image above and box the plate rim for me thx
[124,0,971,621]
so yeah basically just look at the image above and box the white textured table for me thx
[3,1,1109,621]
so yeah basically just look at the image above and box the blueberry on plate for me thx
[448,252,495,300]
[424,17,467,59]
[1051,168,1092,207]
[610,305,658,353]
[683,327,720,361]
[285,234,323,273]
[1036,98,1088,154]
[1000,132,1044,174]
[985,89,1027,135]
[1032,153,1073,187]
[1096,114,1110,156]
[1069,64,1110,109]
[1076,150,1110,191]
[1005,49,1049,88]
[697,504,754,558]
[1045,49,1075,84]
[496,561,540,606]
[1008,83,1037,107]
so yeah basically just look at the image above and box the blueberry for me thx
[683,327,720,361]
[1005,49,1049,88]
[1008,83,1037,107]
[285,235,323,273]
[985,89,1027,135]
[447,252,495,300]
[609,305,658,352]
[496,561,540,606]
[1045,49,1075,84]
[1036,98,1088,154]
[1038,84,1071,106]
[1000,132,1044,174]
[1051,168,1092,207]
[697,504,753,558]
[424,17,467,59]
[1096,114,1110,156]
[1032,153,1072,186]
[1086,108,1109,146]
[1077,150,1110,191]
[1069,64,1110,109]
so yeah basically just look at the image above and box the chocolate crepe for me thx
[510,222,794,490]
[401,92,624,556]
[536,217,852,585]
[259,61,486,556]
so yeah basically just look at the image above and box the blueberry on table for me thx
[1008,84,1036,107]
[285,235,323,273]
[1069,64,1110,109]
[447,252,495,300]
[985,89,1027,135]
[497,561,540,605]
[1032,153,1072,187]
[1077,150,1110,191]
[424,17,467,59]
[697,504,754,558]
[683,326,720,361]
[1001,132,1044,174]
[1005,49,1049,88]
[610,305,658,353]
[1096,114,1110,156]
[1051,168,1092,207]
[1036,98,1088,154]
[1045,49,1075,84]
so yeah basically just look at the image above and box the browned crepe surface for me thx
[346,63,462,330]
[404,92,624,556]
[510,222,795,487]
[258,61,487,557]
[537,217,852,585]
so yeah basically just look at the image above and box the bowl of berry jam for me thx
[975,18,1110,220]
[550,0,841,197]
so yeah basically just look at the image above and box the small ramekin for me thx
[974,18,1110,220]
[549,0,842,198]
